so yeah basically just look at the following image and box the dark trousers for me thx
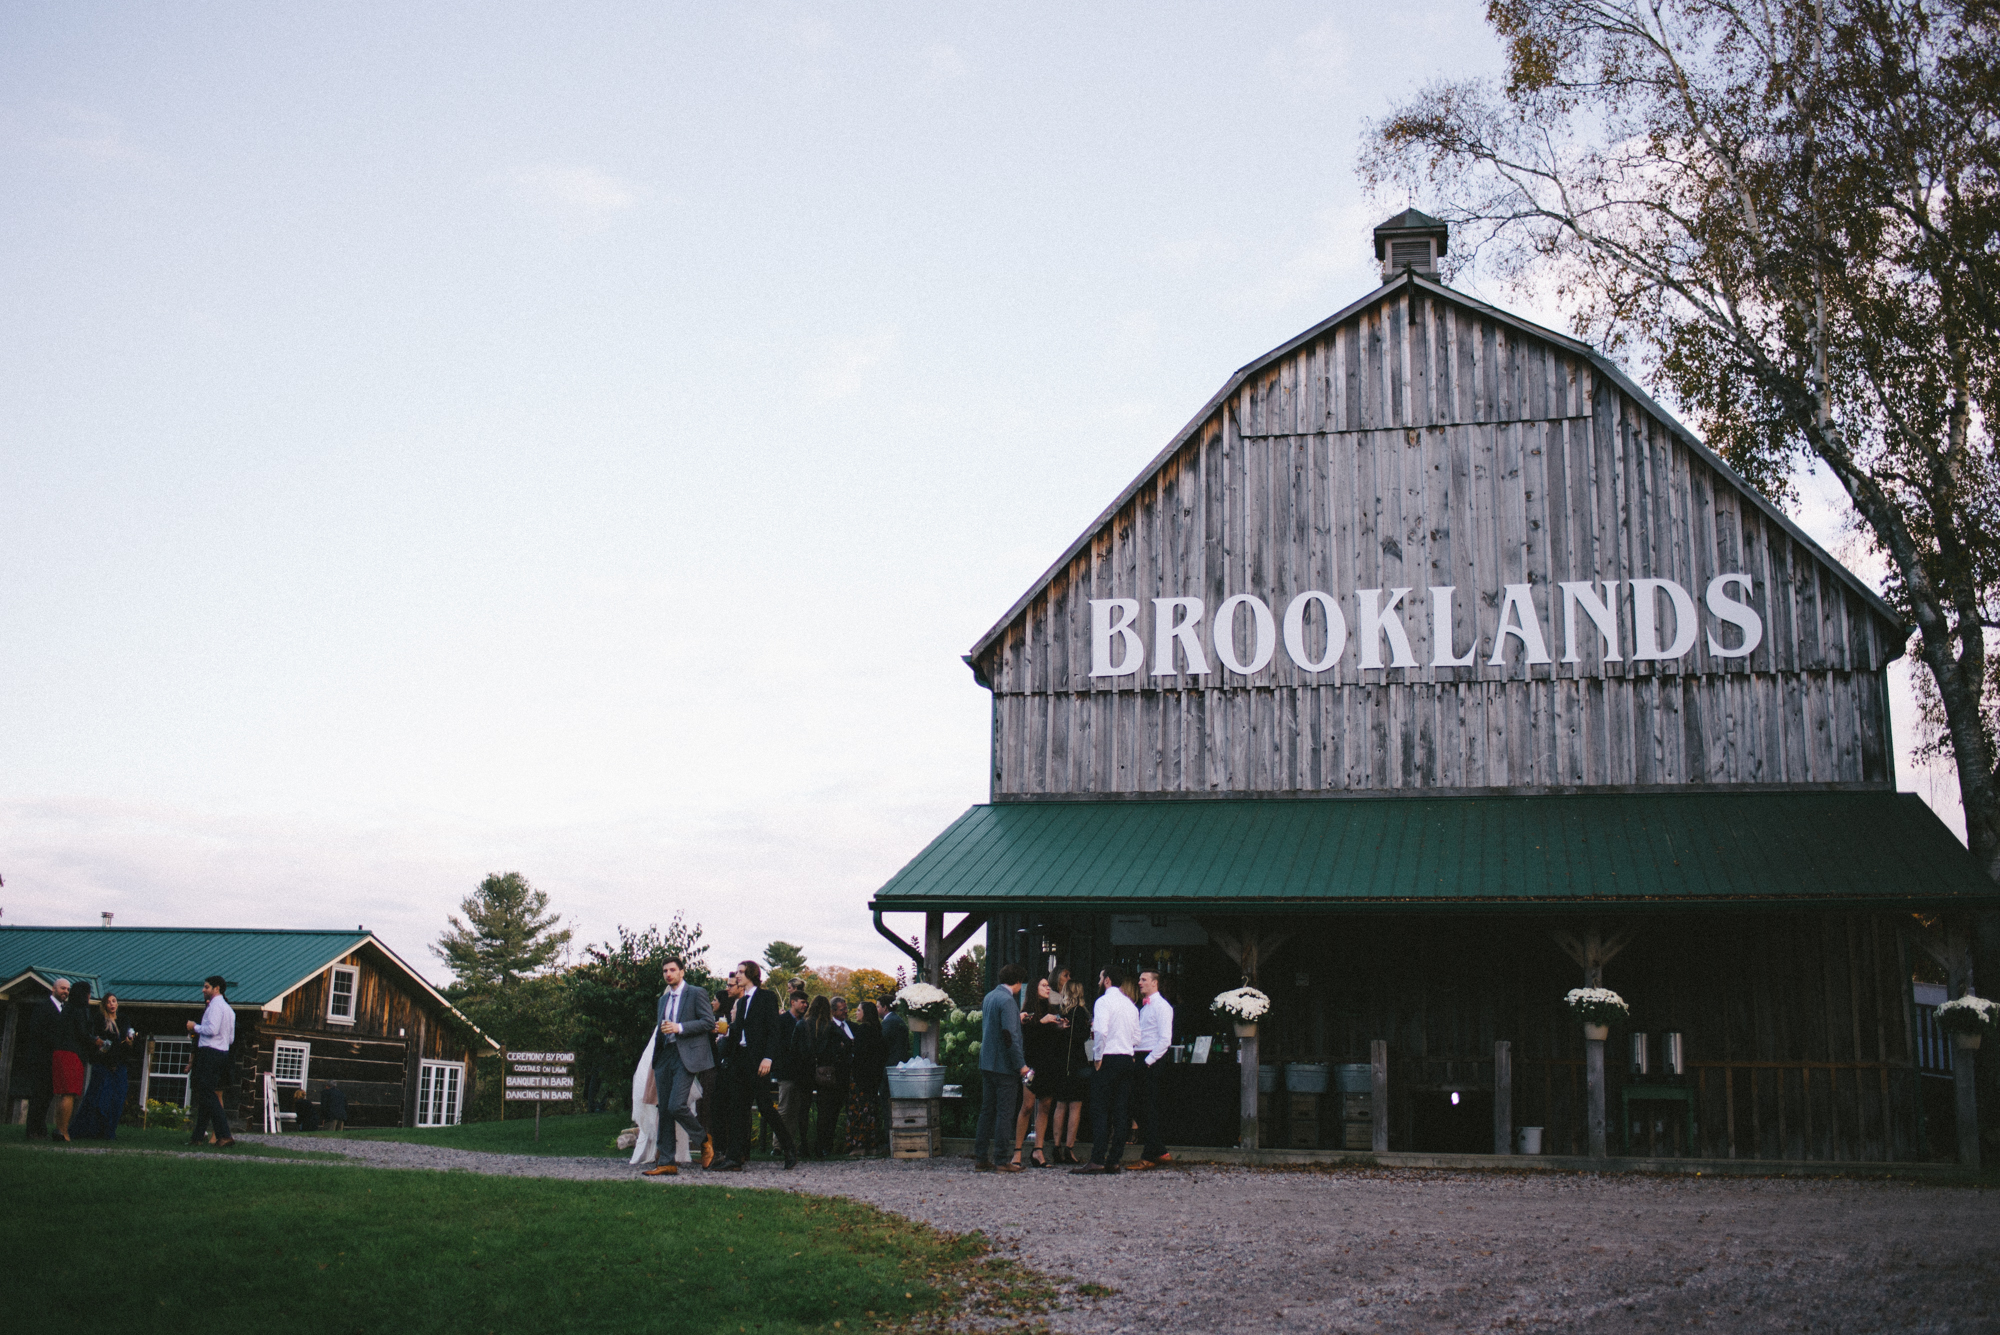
[22,1068,50,1139]
[1089,1054,1136,1167]
[190,1048,232,1143]
[1137,1057,1167,1159]
[723,1067,796,1163]
[813,1076,849,1157]
[974,1072,1019,1163]
[653,1047,706,1160]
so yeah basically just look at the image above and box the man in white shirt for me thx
[1070,965,1140,1175]
[1129,969,1176,1169]
[184,974,237,1147]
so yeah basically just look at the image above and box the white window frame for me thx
[147,1035,194,1108]
[326,965,358,1025]
[272,1039,311,1088]
[416,1060,463,1127]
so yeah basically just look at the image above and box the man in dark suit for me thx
[22,979,70,1139]
[642,956,713,1177]
[715,960,799,1171]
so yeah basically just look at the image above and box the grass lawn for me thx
[312,1109,632,1157]
[0,1143,1050,1334]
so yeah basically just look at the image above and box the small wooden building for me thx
[0,926,498,1130]
[873,213,2000,1164]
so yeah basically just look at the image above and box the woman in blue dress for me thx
[75,992,135,1138]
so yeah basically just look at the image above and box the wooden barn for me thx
[0,925,498,1131]
[873,212,1999,1166]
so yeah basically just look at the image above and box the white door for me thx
[417,1061,462,1127]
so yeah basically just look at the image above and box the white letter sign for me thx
[1630,579,1698,660]
[1705,574,1763,658]
[1559,581,1622,663]
[1090,599,1142,677]
[1152,598,1210,676]
[1488,584,1552,666]
[1213,594,1276,675]
[1355,588,1419,670]
[1428,587,1477,666]
[1282,591,1347,673]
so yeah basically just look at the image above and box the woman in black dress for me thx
[844,1000,887,1156]
[808,996,855,1158]
[1009,977,1068,1167]
[76,992,135,1139]
[1046,979,1092,1164]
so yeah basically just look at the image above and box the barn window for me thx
[1389,238,1434,272]
[416,1060,463,1127]
[147,1037,193,1107]
[327,965,358,1025]
[273,1039,311,1088]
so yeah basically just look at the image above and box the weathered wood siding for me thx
[270,950,478,1126]
[979,287,1900,796]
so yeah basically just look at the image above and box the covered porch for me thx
[872,789,2000,1164]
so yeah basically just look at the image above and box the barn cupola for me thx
[1373,208,1449,281]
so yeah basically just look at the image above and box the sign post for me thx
[505,1051,575,1142]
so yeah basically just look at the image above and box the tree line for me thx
[429,873,979,1117]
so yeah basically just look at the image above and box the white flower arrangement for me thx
[1934,994,2000,1036]
[1564,987,1630,1027]
[895,982,955,1023]
[1211,986,1272,1023]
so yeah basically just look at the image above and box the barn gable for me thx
[969,272,1907,798]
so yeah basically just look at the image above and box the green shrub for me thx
[143,1100,189,1131]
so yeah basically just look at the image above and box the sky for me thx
[0,3,1959,986]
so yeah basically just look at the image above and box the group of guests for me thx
[21,977,138,1142]
[637,956,908,1174]
[972,962,1175,1175]
[21,973,240,1147]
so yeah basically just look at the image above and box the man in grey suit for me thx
[974,963,1031,1172]
[643,956,714,1177]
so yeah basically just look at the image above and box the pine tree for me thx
[432,872,572,992]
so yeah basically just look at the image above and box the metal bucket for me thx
[886,1067,947,1099]
[1516,1126,1544,1155]
[1257,1064,1282,1093]
[1335,1063,1372,1094]
[1287,1063,1330,1094]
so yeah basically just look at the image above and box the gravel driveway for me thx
[249,1138,1999,1333]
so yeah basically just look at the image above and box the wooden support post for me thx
[1239,1030,1259,1150]
[1494,1040,1512,1155]
[921,911,943,1064]
[1586,1033,1608,1158]
[1370,1039,1389,1155]
[1955,1045,1981,1170]
[0,1002,17,1122]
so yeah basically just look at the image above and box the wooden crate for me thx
[889,1098,937,1130]
[1288,1093,1321,1120]
[1287,1119,1320,1149]
[890,1125,942,1160]
[1342,1121,1372,1150]
[1340,1092,1372,1121]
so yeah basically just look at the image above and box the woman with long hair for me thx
[1047,979,1091,1164]
[1008,977,1065,1167]
[75,992,134,1139]
[845,1000,887,1157]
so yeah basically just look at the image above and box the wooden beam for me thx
[1239,1030,1259,1150]
[1371,1039,1389,1154]
[940,913,986,961]
[1586,1032,1608,1158]
[1552,923,1636,987]
[0,1003,17,1121]
[1494,1039,1513,1154]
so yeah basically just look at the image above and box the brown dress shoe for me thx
[701,1136,715,1169]
[995,1162,1023,1173]
[642,1163,679,1176]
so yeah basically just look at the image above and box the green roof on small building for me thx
[871,790,1998,913]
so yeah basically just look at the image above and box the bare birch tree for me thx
[1364,0,2000,882]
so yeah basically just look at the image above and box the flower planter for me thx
[1582,1023,1610,1042]
[908,1017,931,1034]
[1234,1022,1258,1039]
[1953,1032,1983,1051]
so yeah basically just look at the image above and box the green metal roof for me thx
[871,791,2000,913]
[0,927,371,1006]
